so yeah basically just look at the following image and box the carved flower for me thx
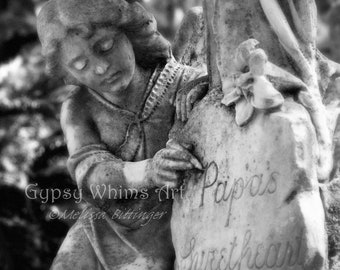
[221,41,284,126]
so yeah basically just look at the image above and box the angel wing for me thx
[169,6,210,127]
[172,6,207,73]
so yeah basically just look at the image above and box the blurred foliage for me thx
[0,29,73,270]
[0,1,203,269]
[0,0,339,269]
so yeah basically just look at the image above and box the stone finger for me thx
[176,94,181,120]
[186,91,194,118]
[181,94,187,122]
[162,160,194,171]
[166,139,193,151]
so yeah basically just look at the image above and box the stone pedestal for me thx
[172,95,327,270]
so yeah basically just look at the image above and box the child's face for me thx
[61,27,135,95]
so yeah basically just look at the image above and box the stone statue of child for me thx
[37,0,207,269]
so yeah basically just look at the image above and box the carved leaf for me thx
[235,98,254,127]
[259,0,300,54]
[292,0,317,45]
[259,0,312,84]
[221,88,241,107]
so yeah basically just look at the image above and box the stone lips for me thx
[171,95,327,270]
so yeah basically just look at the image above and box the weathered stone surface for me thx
[172,94,327,270]
[203,0,317,83]
[320,179,340,270]
[173,6,206,71]
[328,4,340,63]
[202,0,334,181]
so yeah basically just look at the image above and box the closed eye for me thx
[98,38,114,53]
[72,58,88,71]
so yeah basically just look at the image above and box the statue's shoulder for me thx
[60,86,91,130]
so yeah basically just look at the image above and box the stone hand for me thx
[146,139,202,188]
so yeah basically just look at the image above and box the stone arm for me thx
[60,93,201,206]
[60,97,152,203]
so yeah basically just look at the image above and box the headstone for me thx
[172,97,327,270]
[171,0,331,269]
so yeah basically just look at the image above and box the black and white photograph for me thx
[1,0,340,269]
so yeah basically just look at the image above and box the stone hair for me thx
[37,0,172,79]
